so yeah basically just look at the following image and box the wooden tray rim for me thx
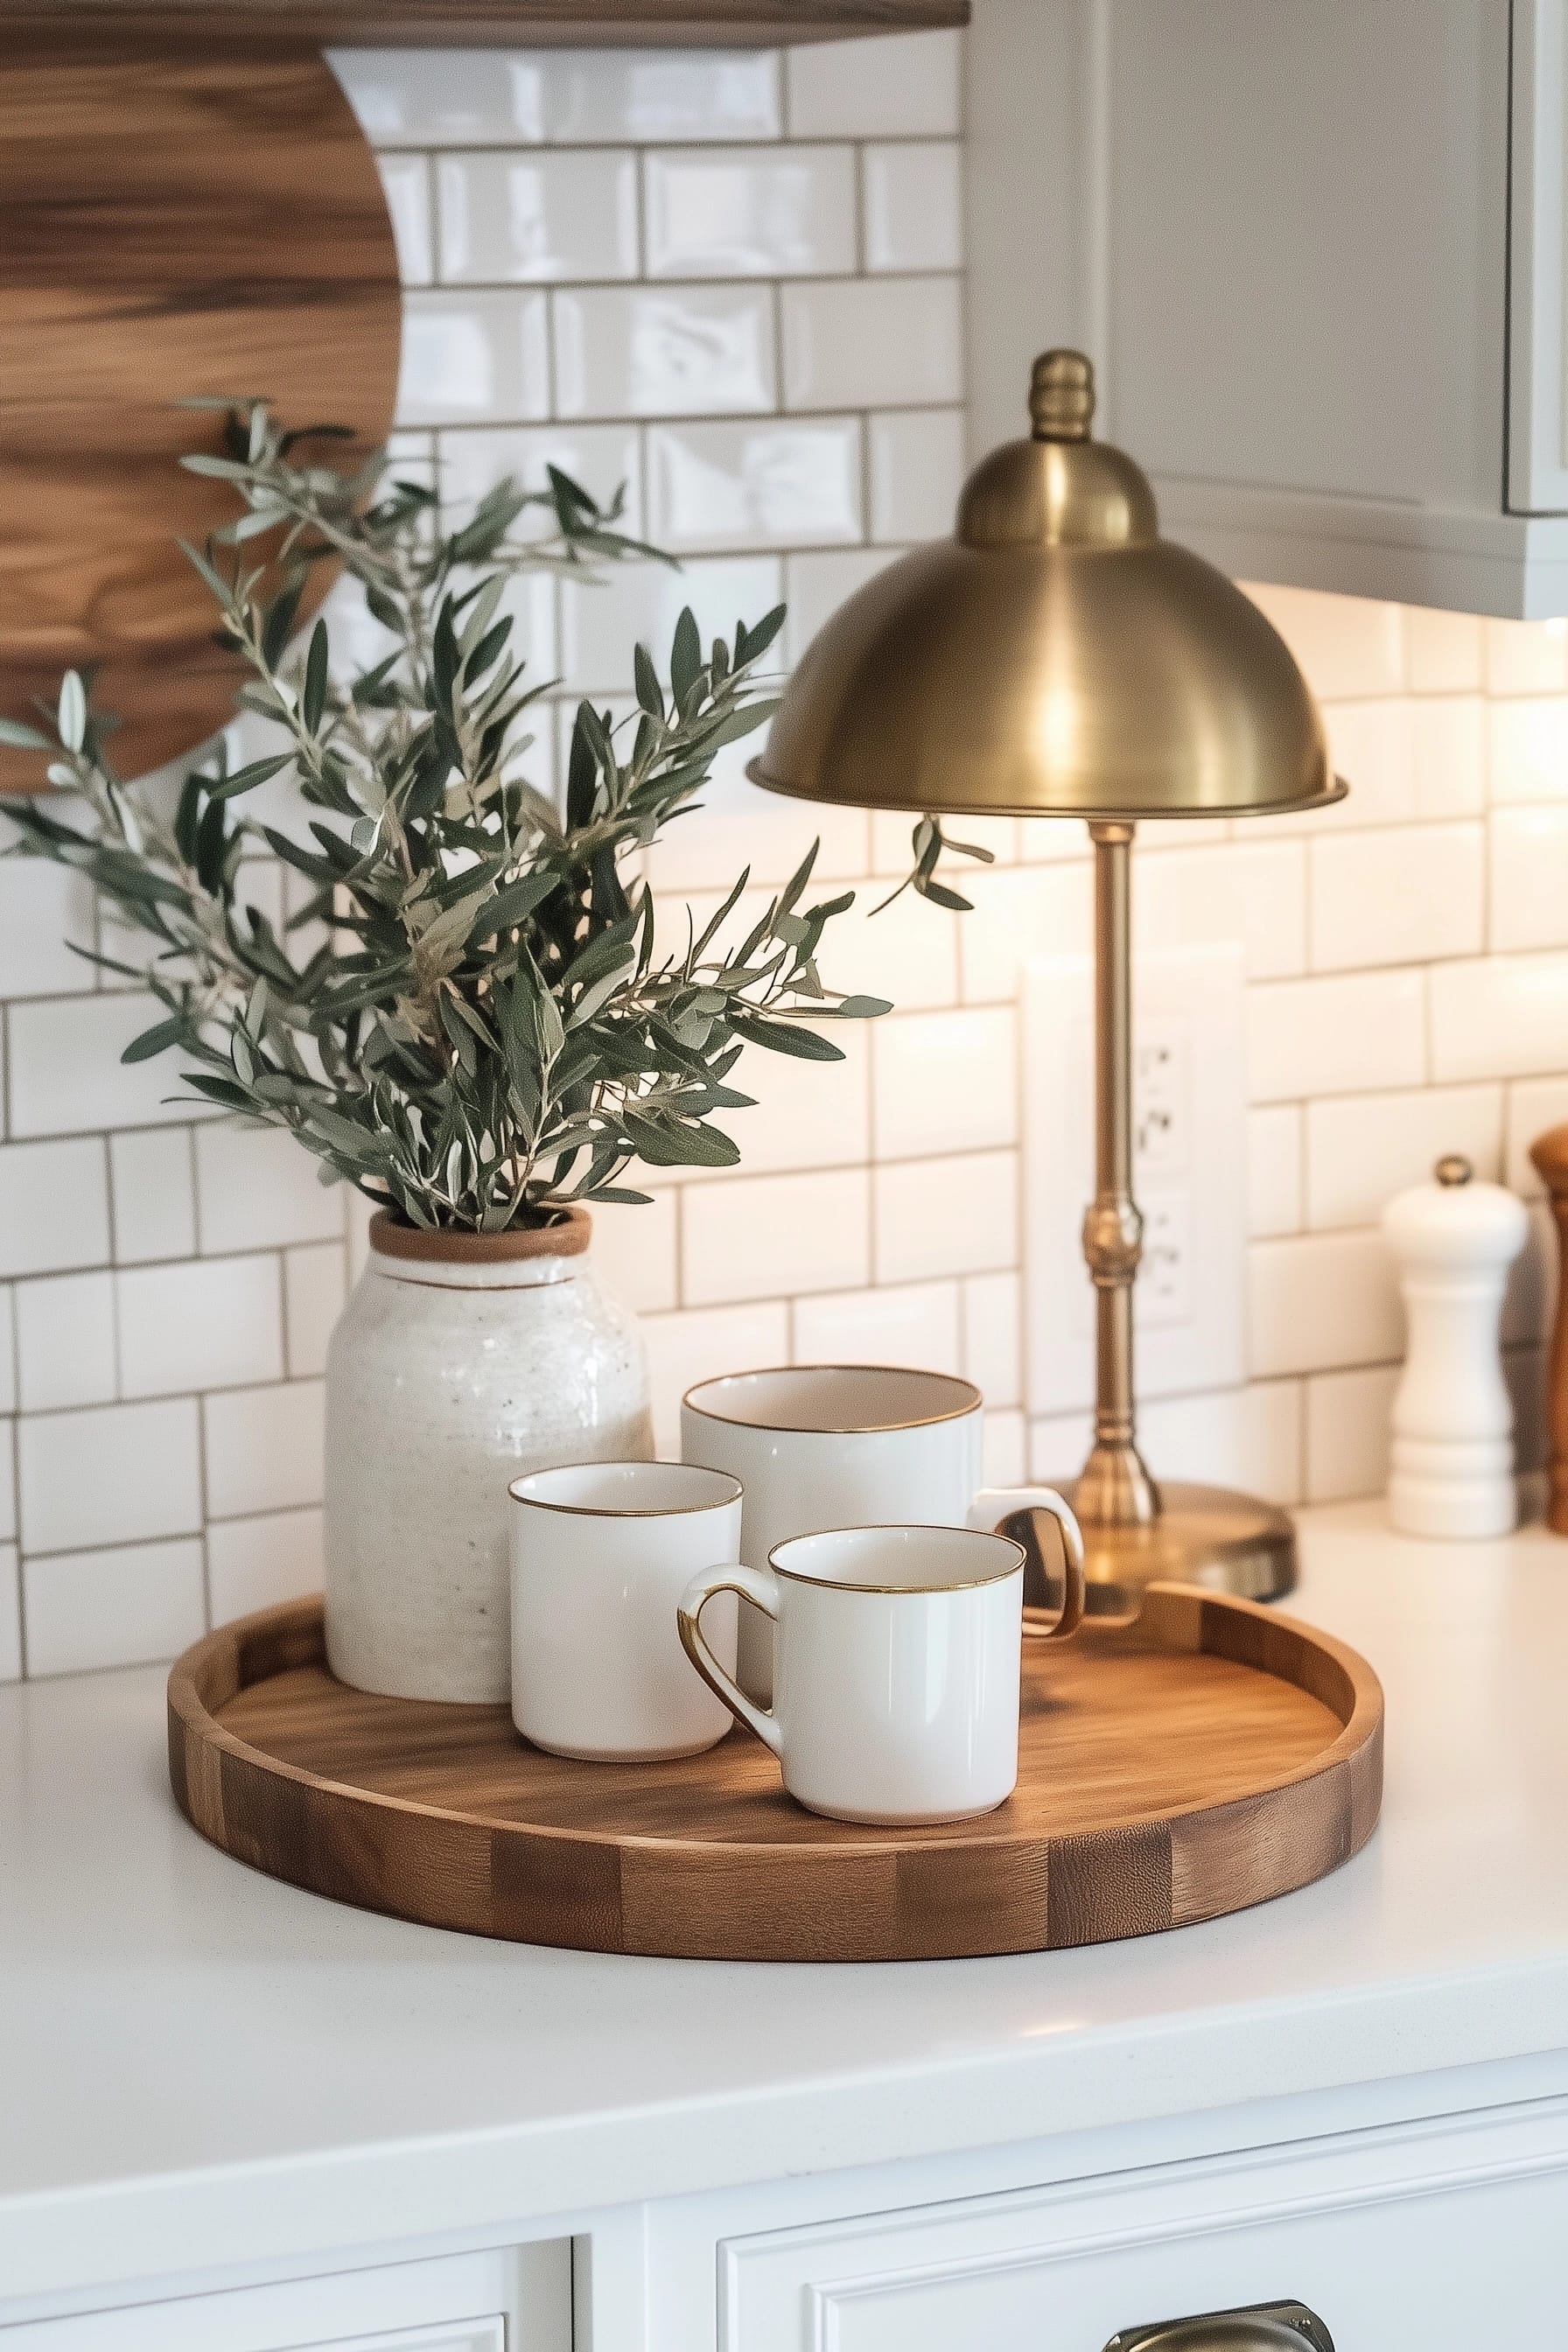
[165,1590,1382,1862]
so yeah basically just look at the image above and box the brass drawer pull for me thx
[1104,2300,1334,2352]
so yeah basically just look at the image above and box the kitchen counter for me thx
[5,1501,1568,2312]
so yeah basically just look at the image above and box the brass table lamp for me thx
[749,351,1346,1613]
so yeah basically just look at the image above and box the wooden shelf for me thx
[8,1,968,49]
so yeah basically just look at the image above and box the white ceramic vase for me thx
[324,1206,652,1704]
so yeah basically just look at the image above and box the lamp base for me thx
[1040,1479,1298,1617]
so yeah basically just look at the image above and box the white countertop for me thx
[6,1501,1568,2306]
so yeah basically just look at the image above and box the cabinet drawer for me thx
[0,2243,567,2352]
[722,2097,1568,2352]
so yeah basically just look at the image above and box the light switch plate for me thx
[1024,942,1246,1418]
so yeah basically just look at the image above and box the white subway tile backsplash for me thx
[783,548,897,660]
[436,422,642,529]
[1248,968,1426,1102]
[25,42,1568,1682]
[1249,1228,1403,1379]
[642,746,867,891]
[981,1408,1026,1485]
[1309,822,1484,971]
[868,407,965,543]
[398,290,550,425]
[1305,1363,1398,1504]
[22,1537,205,1676]
[561,550,783,695]
[645,146,855,278]
[963,1270,1022,1408]
[863,142,962,273]
[1485,617,1568,696]
[108,1129,195,1266]
[1246,1104,1303,1238]
[0,1549,19,1682]
[0,1140,110,1279]
[1306,1084,1503,1232]
[681,1168,868,1306]
[793,1278,962,1375]
[1488,696,1568,804]
[207,1508,324,1622]
[8,994,194,1138]
[712,1026,871,1180]
[118,1256,284,1399]
[330,47,550,144]
[555,284,776,417]
[1239,582,1405,702]
[1140,836,1308,979]
[0,1404,13,1535]
[1410,696,1486,816]
[1490,806,1568,953]
[544,50,782,145]
[781,276,962,411]
[642,1298,790,1452]
[875,1151,1018,1285]
[1405,606,1484,695]
[959,863,1087,1004]
[283,1244,348,1382]
[785,31,961,138]
[0,841,94,1000]
[15,1273,116,1413]
[194,1125,346,1255]
[18,1397,201,1555]
[646,417,863,551]
[1139,1381,1303,1508]
[1316,701,1418,830]
[377,152,434,286]
[1028,1409,1095,1486]
[873,1006,1018,1160]
[1431,951,1568,1082]
[822,883,961,1013]
[204,1381,326,1521]
[437,150,638,284]
[586,1192,678,1316]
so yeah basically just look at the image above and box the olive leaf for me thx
[5,400,968,1231]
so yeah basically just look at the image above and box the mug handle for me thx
[968,1485,1086,1641]
[677,1564,782,1754]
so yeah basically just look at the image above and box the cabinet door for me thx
[721,2096,1568,2352]
[1509,0,1568,512]
[0,2244,567,2352]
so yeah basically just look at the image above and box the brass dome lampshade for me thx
[750,351,1346,1614]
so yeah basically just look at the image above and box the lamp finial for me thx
[1031,349,1095,442]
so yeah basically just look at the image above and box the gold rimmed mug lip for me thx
[508,1461,744,1517]
[681,1362,984,1437]
[768,1522,1027,1595]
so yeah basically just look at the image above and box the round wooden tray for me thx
[167,1586,1382,1963]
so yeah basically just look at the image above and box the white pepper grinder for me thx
[1382,1154,1528,1538]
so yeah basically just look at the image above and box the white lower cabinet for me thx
[720,2095,1568,2351]
[0,2245,568,2352]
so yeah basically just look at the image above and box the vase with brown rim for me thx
[323,1207,653,1704]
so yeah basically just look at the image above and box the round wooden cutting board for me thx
[0,37,402,791]
[168,1586,1383,1963]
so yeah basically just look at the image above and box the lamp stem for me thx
[1075,821,1161,1529]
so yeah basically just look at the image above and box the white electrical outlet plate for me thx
[1024,942,1246,1419]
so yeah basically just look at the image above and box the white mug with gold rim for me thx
[508,1459,743,1760]
[680,1364,1085,1696]
[678,1522,1031,1824]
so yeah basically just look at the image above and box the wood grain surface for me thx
[0,38,401,792]
[7,4,969,52]
[168,1586,1383,1961]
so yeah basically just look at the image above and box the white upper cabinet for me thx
[967,0,1568,617]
